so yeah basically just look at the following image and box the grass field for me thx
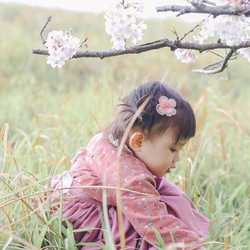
[0,2,250,249]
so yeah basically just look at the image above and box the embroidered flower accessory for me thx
[156,96,177,117]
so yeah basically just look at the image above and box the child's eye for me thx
[170,148,177,153]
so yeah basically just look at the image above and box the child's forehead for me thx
[156,128,182,144]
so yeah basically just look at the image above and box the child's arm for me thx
[120,173,207,249]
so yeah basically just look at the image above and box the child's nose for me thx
[173,152,180,163]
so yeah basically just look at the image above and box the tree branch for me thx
[32,39,250,59]
[156,4,250,17]
[33,3,250,74]
[193,49,235,74]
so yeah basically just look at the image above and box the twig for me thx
[188,0,206,8]
[193,49,235,74]
[178,17,206,43]
[202,0,216,6]
[202,60,224,70]
[207,50,225,59]
[178,24,200,42]
[80,37,88,47]
[40,16,51,45]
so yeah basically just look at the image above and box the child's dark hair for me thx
[104,81,196,145]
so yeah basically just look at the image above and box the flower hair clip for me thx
[156,96,177,117]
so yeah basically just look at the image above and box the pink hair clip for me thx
[156,96,177,117]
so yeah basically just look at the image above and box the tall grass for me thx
[0,2,250,249]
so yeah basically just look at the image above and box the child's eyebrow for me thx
[174,141,187,149]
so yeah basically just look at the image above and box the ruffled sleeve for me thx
[120,173,206,249]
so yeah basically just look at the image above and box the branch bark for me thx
[32,39,250,59]
[156,4,250,17]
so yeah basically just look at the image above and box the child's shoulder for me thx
[87,132,103,147]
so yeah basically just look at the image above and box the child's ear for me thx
[129,132,145,151]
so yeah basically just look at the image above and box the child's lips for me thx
[166,166,176,173]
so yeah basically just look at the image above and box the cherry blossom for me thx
[193,0,250,47]
[193,16,215,44]
[45,30,80,68]
[218,0,244,6]
[213,15,247,46]
[239,47,250,62]
[174,49,197,64]
[104,0,147,50]
[191,0,250,67]
[194,15,248,46]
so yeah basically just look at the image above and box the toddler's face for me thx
[136,129,187,177]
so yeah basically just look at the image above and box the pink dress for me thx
[49,133,210,249]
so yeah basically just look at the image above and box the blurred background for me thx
[0,1,250,249]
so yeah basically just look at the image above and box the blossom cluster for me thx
[104,0,147,50]
[45,30,80,68]
[175,0,250,64]
[193,15,248,46]
[174,49,197,64]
